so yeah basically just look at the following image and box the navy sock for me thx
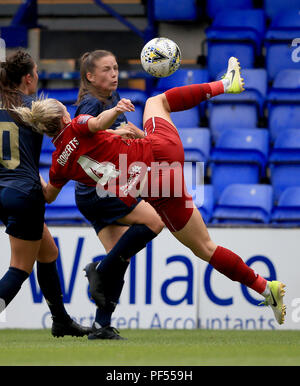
[0,267,29,309]
[96,224,157,276]
[37,261,70,322]
[95,308,112,328]
[95,279,125,327]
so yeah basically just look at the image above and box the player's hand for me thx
[115,98,135,114]
[126,121,145,138]
[107,126,136,139]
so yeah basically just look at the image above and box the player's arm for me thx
[40,172,63,203]
[42,182,61,203]
[88,98,135,133]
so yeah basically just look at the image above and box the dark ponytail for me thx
[0,49,35,109]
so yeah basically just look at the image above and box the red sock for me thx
[210,246,267,294]
[164,81,224,112]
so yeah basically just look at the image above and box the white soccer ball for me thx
[140,37,181,78]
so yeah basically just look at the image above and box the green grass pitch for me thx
[0,329,299,366]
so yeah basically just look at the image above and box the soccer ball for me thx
[140,37,181,78]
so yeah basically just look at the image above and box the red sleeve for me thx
[49,163,68,189]
[71,114,94,136]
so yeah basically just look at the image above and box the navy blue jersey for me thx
[75,91,127,196]
[0,94,43,194]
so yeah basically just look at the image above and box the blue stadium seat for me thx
[212,68,267,118]
[179,128,210,163]
[170,107,200,129]
[208,103,258,143]
[186,184,215,224]
[39,166,86,224]
[210,128,269,199]
[265,10,300,81]
[269,129,300,201]
[118,88,147,105]
[44,181,86,224]
[155,69,209,91]
[212,183,273,224]
[180,128,210,179]
[126,104,143,128]
[205,9,266,79]
[267,70,300,142]
[264,0,300,20]
[39,88,78,104]
[154,0,198,21]
[271,187,300,225]
[206,0,254,19]
[40,135,55,166]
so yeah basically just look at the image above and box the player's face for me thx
[88,55,119,96]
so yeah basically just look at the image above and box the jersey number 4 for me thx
[0,122,20,169]
[77,155,120,185]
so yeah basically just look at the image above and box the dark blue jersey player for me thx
[75,50,164,340]
[0,49,91,337]
[0,94,42,197]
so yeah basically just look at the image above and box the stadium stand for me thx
[210,128,269,200]
[155,69,209,91]
[179,128,210,164]
[269,129,300,202]
[208,103,258,144]
[39,166,86,224]
[267,69,300,142]
[271,186,300,225]
[153,0,199,21]
[212,183,273,224]
[170,107,201,129]
[206,0,254,19]
[205,9,266,79]
[265,9,300,82]
[40,135,55,167]
[208,68,267,142]
[264,0,300,21]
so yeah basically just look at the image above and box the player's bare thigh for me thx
[143,93,175,128]
[9,235,41,274]
[171,206,217,262]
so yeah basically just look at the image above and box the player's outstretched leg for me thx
[172,209,286,325]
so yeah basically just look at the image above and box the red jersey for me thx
[49,115,154,205]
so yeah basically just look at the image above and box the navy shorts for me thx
[0,186,45,241]
[75,190,140,234]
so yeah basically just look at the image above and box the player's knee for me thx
[145,93,168,111]
[150,217,165,235]
[192,239,217,262]
[41,243,59,263]
[141,212,164,234]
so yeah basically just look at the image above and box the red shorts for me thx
[143,117,194,232]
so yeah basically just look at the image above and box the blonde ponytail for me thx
[13,98,65,137]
